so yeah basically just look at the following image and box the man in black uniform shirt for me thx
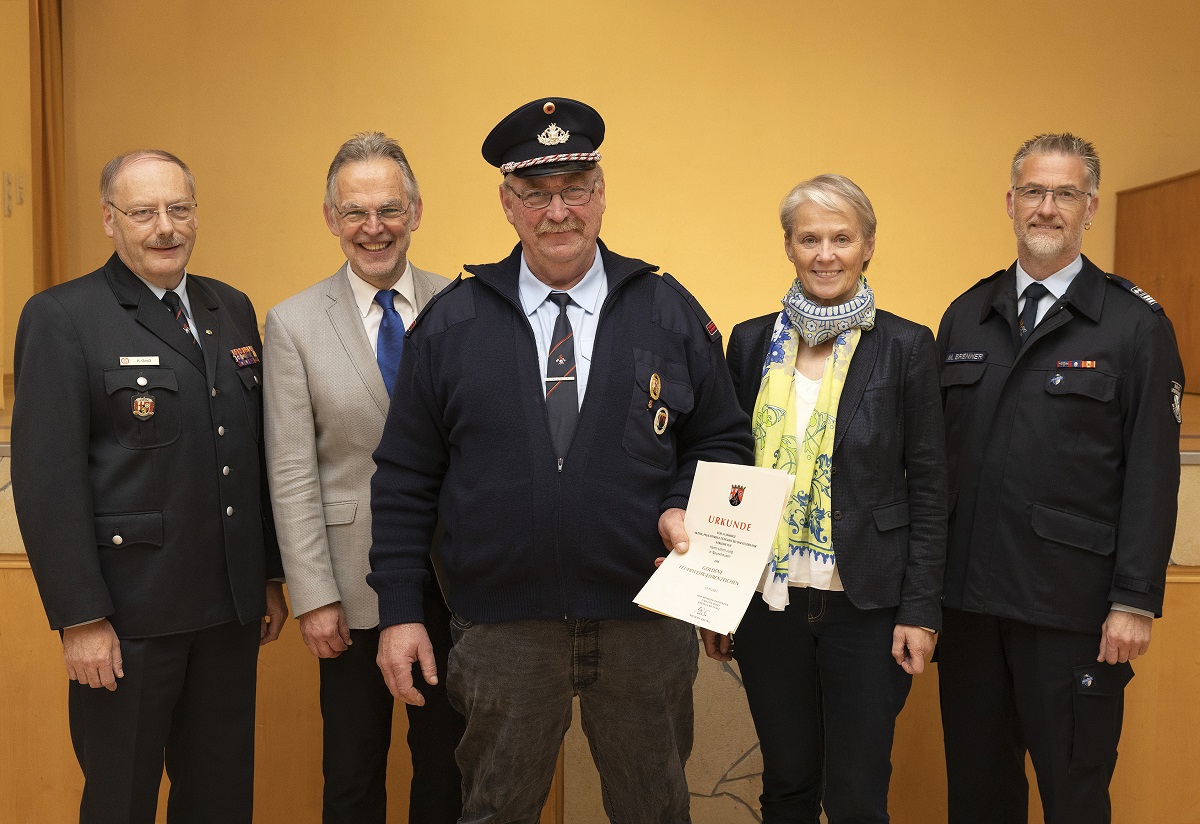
[11,150,287,823]
[936,133,1184,823]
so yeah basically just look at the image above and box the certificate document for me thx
[635,460,791,635]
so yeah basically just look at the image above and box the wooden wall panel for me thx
[1115,169,1200,391]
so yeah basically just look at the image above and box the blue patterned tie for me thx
[161,291,199,347]
[545,292,578,459]
[375,289,405,396]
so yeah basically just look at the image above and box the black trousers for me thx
[734,590,912,824]
[938,608,1132,824]
[318,584,464,824]
[69,619,261,824]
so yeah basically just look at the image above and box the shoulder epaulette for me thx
[975,269,1008,289]
[661,272,720,341]
[1105,273,1165,314]
[406,275,466,335]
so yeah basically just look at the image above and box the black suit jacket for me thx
[726,309,948,629]
[12,253,281,638]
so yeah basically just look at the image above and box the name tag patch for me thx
[945,352,987,363]
[120,356,160,366]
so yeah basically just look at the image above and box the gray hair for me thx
[779,173,877,242]
[1011,133,1100,194]
[100,150,195,204]
[325,132,420,207]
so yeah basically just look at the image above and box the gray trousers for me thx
[447,616,698,824]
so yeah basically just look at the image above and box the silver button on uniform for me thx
[136,377,148,387]
[112,534,123,546]
[218,426,225,435]
[226,506,234,516]
[222,466,230,476]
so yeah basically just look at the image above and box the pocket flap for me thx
[323,501,358,526]
[103,367,178,395]
[1044,370,1116,402]
[236,367,261,390]
[1031,504,1116,556]
[872,499,910,531]
[632,349,694,414]
[1072,662,1133,697]
[94,512,164,548]
[940,362,987,388]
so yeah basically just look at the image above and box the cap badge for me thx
[543,101,556,114]
[537,123,571,146]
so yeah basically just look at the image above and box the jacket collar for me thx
[104,252,213,374]
[981,254,1105,326]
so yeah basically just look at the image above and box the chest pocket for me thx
[103,367,181,449]
[939,361,987,389]
[1043,369,1117,402]
[622,348,695,469]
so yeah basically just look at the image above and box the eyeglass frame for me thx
[107,200,198,224]
[333,203,412,225]
[503,182,597,209]
[1011,185,1095,209]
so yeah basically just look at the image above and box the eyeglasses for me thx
[504,183,596,209]
[1012,186,1094,208]
[108,201,197,225]
[335,205,410,225]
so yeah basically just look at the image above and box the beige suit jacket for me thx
[264,263,450,628]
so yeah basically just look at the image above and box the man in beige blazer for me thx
[264,132,462,823]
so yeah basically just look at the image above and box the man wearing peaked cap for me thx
[368,96,753,823]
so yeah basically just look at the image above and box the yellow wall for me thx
[54,0,1200,342]
[1,0,33,393]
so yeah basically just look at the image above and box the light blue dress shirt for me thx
[518,245,608,409]
[1014,255,1082,326]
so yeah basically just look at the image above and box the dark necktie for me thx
[1018,281,1051,342]
[545,292,578,459]
[161,291,198,347]
[375,289,405,396]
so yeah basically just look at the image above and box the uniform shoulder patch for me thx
[661,272,719,340]
[1105,273,1165,314]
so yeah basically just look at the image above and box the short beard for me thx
[1015,222,1083,265]
[536,215,584,235]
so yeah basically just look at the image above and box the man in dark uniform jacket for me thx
[11,150,287,824]
[936,133,1184,823]
[367,97,753,824]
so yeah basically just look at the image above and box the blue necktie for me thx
[375,289,405,396]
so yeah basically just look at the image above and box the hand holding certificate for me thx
[635,460,791,635]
